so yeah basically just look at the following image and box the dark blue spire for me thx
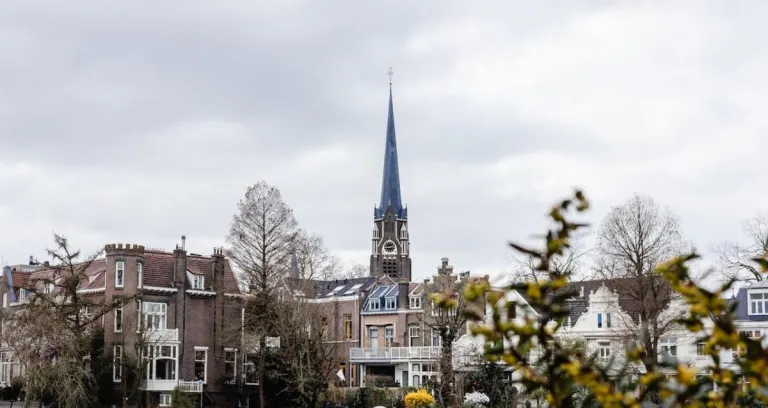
[375,84,406,219]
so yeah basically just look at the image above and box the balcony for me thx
[141,380,203,392]
[350,346,441,363]
[146,328,179,343]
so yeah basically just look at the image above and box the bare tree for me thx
[294,230,341,280]
[271,297,342,408]
[507,241,587,284]
[1,234,128,408]
[716,214,768,284]
[339,262,369,279]
[594,194,688,369]
[226,181,300,408]
[422,259,481,408]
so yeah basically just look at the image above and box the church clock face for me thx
[383,241,396,254]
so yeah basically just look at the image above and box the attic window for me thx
[343,284,363,295]
[192,275,204,290]
[385,297,396,309]
[369,298,380,311]
[409,296,422,309]
[326,285,344,296]
[749,292,768,315]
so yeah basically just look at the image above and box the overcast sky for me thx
[1,1,766,283]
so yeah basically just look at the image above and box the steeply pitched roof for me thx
[361,282,423,312]
[375,86,406,220]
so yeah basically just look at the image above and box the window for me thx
[145,345,177,381]
[2,293,6,308]
[384,326,394,347]
[598,342,610,360]
[113,345,122,382]
[697,343,705,356]
[115,261,124,288]
[0,352,11,384]
[409,325,420,347]
[326,285,344,296]
[343,314,352,340]
[660,338,677,357]
[750,292,768,315]
[431,329,440,346]
[369,327,379,348]
[18,289,26,302]
[410,296,422,309]
[245,352,258,384]
[597,313,602,328]
[192,275,204,290]
[137,262,143,288]
[320,316,328,339]
[143,302,167,330]
[369,298,380,311]
[224,349,237,381]
[194,349,207,383]
[44,282,53,294]
[159,394,172,407]
[114,305,123,333]
[385,297,396,309]
[606,312,612,328]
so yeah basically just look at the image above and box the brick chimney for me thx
[212,247,225,355]
[173,237,188,354]
[398,279,409,310]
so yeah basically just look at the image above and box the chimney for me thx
[181,235,186,251]
[28,256,33,266]
[173,239,188,352]
[212,247,226,355]
[398,280,409,310]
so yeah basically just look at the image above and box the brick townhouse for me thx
[1,240,250,407]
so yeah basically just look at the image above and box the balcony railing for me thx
[141,379,203,392]
[350,346,441,362]
[146,328,179,343]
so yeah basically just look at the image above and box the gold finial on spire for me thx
[388,67,393,86]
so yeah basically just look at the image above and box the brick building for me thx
[1,241,247,407]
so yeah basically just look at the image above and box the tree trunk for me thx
[440,337,456,408]
[259,335,266,408]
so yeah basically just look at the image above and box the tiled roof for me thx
[282,276,379,298]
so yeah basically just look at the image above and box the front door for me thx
[402,370,408,387]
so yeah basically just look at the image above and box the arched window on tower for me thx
[400,224,408,240]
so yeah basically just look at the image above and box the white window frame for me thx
[409,325,419,347]
[143,301,167,331]
[2,293,6,308]
[44,282,53,294]
[598,341,611,360]
[137,262,143,288]
[194,347,207,384]
[369,327,379,348]
[115,261,125,288]
[159,394,172,407]
[114,305,123,333]
[145,345,178,381]
[409,296,422,309]
[369,298,380,311]
[192,275,204,290]
[696,342,705,356]
[113,345,123,382]
[749,291,768,315]
[384,326,394,347]
[224,348,237,382]
[660,338,678,357]
[431,328,440,346]
[385,297,396,310]
[18,289,26,302]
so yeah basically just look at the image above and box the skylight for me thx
[326,285,345,296]
[343,284,363,295]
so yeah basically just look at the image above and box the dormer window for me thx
[409,296,422,309]
[18,289,27,302]
[192,275,204,290]
[115,261,125,288]
[44,282,54,294]
[369,298,380,311]
[750,291,768,315]
[385,297,396,310]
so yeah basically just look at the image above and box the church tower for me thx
[370,72,412,281]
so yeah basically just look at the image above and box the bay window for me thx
[144,345,177,381]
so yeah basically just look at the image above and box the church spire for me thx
[376,68,406,219]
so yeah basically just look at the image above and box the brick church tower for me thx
[370,75,412,281]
